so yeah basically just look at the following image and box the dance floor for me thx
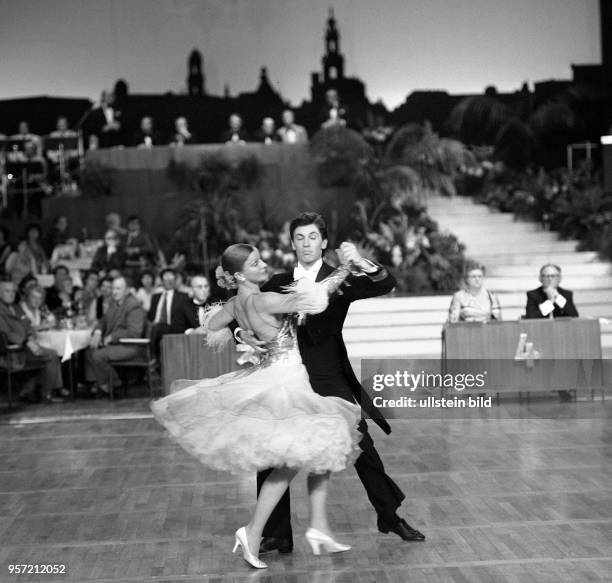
[1,397,611,582]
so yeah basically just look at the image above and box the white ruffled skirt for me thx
[150,352,362,474]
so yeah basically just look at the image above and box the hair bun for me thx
[215,265,238,290]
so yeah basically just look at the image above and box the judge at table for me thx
[525,264,579,319]
[175,274,214,333]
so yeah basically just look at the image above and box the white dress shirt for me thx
[154,290,174,324]
[293,259,323,282]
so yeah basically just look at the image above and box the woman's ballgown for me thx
[150,276,362,475]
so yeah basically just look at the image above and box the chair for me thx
[0,332,45,409]
[111,321,157,400]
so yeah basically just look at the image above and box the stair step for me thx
[471,251,599,266]
[488,263,612,277]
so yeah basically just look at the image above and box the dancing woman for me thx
[150,243,361,569]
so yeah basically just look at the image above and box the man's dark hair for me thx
[159,267,176,279]
[289,212,328,241]
[53,264,69,276]
[126,215,140,225]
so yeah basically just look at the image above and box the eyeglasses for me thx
[541,273,560,278]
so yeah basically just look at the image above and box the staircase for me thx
[344,195,612,362]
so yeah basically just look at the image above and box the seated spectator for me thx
[135,270,156,312]
[148,267,188,362]
[80,270,100,324]
[133,116,161,148]
[25,224,48,274]
[0,226,12,274]
[5,240,38,285]
[221,113,250,144]
[51,277,80,320]
[176,274,214,333]
[19,284,55,330]
[91,229,126,276]
[525,264,578,319]
[0,279,66,403]
[43,215,71,256]
[277,109,308,144]
[93,276,113,322]
[170,116,195,146]
[448,262,501,323]
[45,264,71,312]
[104,212,128,243]
[84,276,146,397]
[255,117,278,144]
[124,216,156,277]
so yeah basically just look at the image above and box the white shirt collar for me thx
[293,258,323,281]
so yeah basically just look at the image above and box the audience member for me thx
[45,264,71,312]
[525,264,579,319]
[104,212,128,241]
[43,215,71,256]
[52,277,81,320]
[124,216,156,276]
[277,109,308,144]
[84,276,146,397]
[5,240,38,285]
[135,270,156,312]
[25,224,48,273]
[148,267,188,362]
[80,270,100,324]
[170,116,195,146]
[176,274,214,333]
[91,229,126,276]
[0,279,66,403]
[19,284,55,330]
[221,113,250,144]
[255,117,278,144]
[94,276,113,321]
[448,262,501,323]
[133,116,161,148]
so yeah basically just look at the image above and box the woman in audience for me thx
[52,276,80,320]
[5,240,38,284]
[25,224,49,274]
[91,229,126,276]
[448,262,501,323]
[20,283,55,330]
[135,270,156,312]
[80,270,100,323]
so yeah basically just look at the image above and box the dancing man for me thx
[236,212,426,553]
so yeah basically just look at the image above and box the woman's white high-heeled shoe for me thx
[232,527,268,569]
[305,528,351,555]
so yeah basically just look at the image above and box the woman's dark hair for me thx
[139,270,155,285]
[289,212,328,241]
[221,244,256,274]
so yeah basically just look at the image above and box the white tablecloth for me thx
[37,328,92,362]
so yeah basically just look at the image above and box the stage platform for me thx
[1,396,611,582]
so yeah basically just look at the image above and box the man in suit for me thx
[133,116,163,148]
[84,91,124,149]
[277,109,308,144]
[525,264,579,319]
[148,268,188,360]
[220,113,250,144]
[237,212,425,553]
[84,276,145,396]
[0,279,65,403]
[175,274,213,333]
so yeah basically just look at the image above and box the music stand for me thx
[4,160,46,218]
[0,139,27,210]
[44,136,79,192]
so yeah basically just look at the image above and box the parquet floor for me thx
[1,398,611,582]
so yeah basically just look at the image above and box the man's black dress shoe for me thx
[259,537,293,554]
[378,517,425,541]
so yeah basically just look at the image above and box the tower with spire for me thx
[187,49,205,95]
[322,8,344,82]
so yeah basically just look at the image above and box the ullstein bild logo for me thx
[514,332,541,367]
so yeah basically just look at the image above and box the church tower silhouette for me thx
[322,8,344,82]
[187,49,205,95]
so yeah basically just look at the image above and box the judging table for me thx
[161,334,241,395]
[442,318,605,394]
